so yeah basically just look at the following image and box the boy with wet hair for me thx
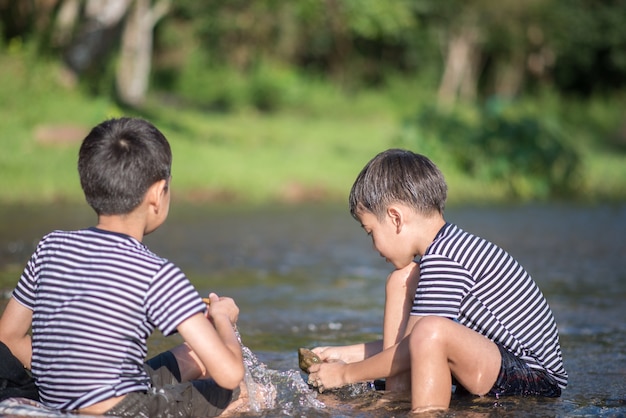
[308,149,567,413]
[0,117,244,417]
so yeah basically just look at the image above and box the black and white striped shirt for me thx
[412,223,568,388]
[12,228,206,410]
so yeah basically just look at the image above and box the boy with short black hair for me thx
[308,149,567,413]
[0,117,244,417]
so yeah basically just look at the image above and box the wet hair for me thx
[349,149,447,220]
[78,117,172,215]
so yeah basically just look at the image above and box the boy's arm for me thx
[313,262,419,366]
[0,297,33,369]
[384,262,420,348]
[309,315,422,389]
[382,262,420,390]
[177,297,244,390]
[313,340,384,363]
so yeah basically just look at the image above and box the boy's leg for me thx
[168,343,206,381]
[143,348,241,417]
[487,345,561,398]
[145,350,182,385]
[408,316,501,412]
[103,380,239,418]
[383,262,419,392]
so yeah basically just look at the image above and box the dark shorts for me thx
[104,351,239,418]
[486,344,561,399]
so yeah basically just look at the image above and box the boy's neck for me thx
[414,213,446,256]
[96,213,146,242]
[93,180,168,242]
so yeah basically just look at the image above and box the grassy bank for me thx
[1,49,625,207]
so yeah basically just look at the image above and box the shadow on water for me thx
[1,202,625,417]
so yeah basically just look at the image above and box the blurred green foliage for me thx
[0,1,625,205]
[396,103,581,200]
[155,0,626,99]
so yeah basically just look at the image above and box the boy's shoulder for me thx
[39,228,155,257]
[39,228,117,244]
[35,228,173,276]
[428,222,496,257]
[38,228,81,245]
[431,222,467,245]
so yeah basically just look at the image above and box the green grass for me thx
[1,47,625,206]
[154,109,397,203]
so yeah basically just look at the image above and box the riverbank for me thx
[2,51,626,206]
[4,111,626,206]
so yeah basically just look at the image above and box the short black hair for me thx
[349,149,447,220]
[78,117,172,215]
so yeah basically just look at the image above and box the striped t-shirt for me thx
[12,227,206,410]
[411,223,568,388]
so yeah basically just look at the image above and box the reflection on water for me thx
[1,203,625,417]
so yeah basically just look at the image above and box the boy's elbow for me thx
[219,363,245,390]
[232,363,246,387]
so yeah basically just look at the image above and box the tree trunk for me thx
[65,0,131,75]
[325,0,351,86]
[115,0,170,107]
[63,0,131,74]
[493,50,526,98]
[53,0,81,46]
[437,26,480,107]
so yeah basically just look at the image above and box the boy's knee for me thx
[409,316,449,349]
[385,262,419,289]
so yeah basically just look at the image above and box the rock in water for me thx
[297,348,380,398]
[298,347,322,373]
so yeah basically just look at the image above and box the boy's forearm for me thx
[363,339,384,359]
[345,337,411,383]
[178,313,244,388]
[319,340,383,363]
[212,316,243,360]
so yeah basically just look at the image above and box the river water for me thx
[0,202,625,417]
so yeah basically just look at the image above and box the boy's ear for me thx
[386,206,403,232]
[147,179,168,212]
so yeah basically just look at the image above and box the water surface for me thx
[1,202,624,417]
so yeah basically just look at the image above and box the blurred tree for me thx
[1,0,625,104]
[0,0,39,41]
[432,1,483,106]
[0,0,169,107]
[62,0,130,80]
[116,0,170,106]
[168,0,416,86]
[546,0,626,95]
[60,0,170,106]
[429,0,555,105]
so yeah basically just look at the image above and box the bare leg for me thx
[383,262,420,392]
[409,316,501,413]
[168,343,251,415]
[169,343,206,381]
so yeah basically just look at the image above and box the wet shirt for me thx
[12,228,206,410]
[411,223,568,388]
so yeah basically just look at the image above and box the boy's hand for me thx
[205,292,239,325]
[312,346,342,361]
[307,360,347,393]
[312,346,360,363]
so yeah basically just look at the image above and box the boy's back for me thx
[413,222,567,387]
[1,117,245,416]
[13,227,205,409]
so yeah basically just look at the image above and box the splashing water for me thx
[235,329,326,414]
[241,345,326,413]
